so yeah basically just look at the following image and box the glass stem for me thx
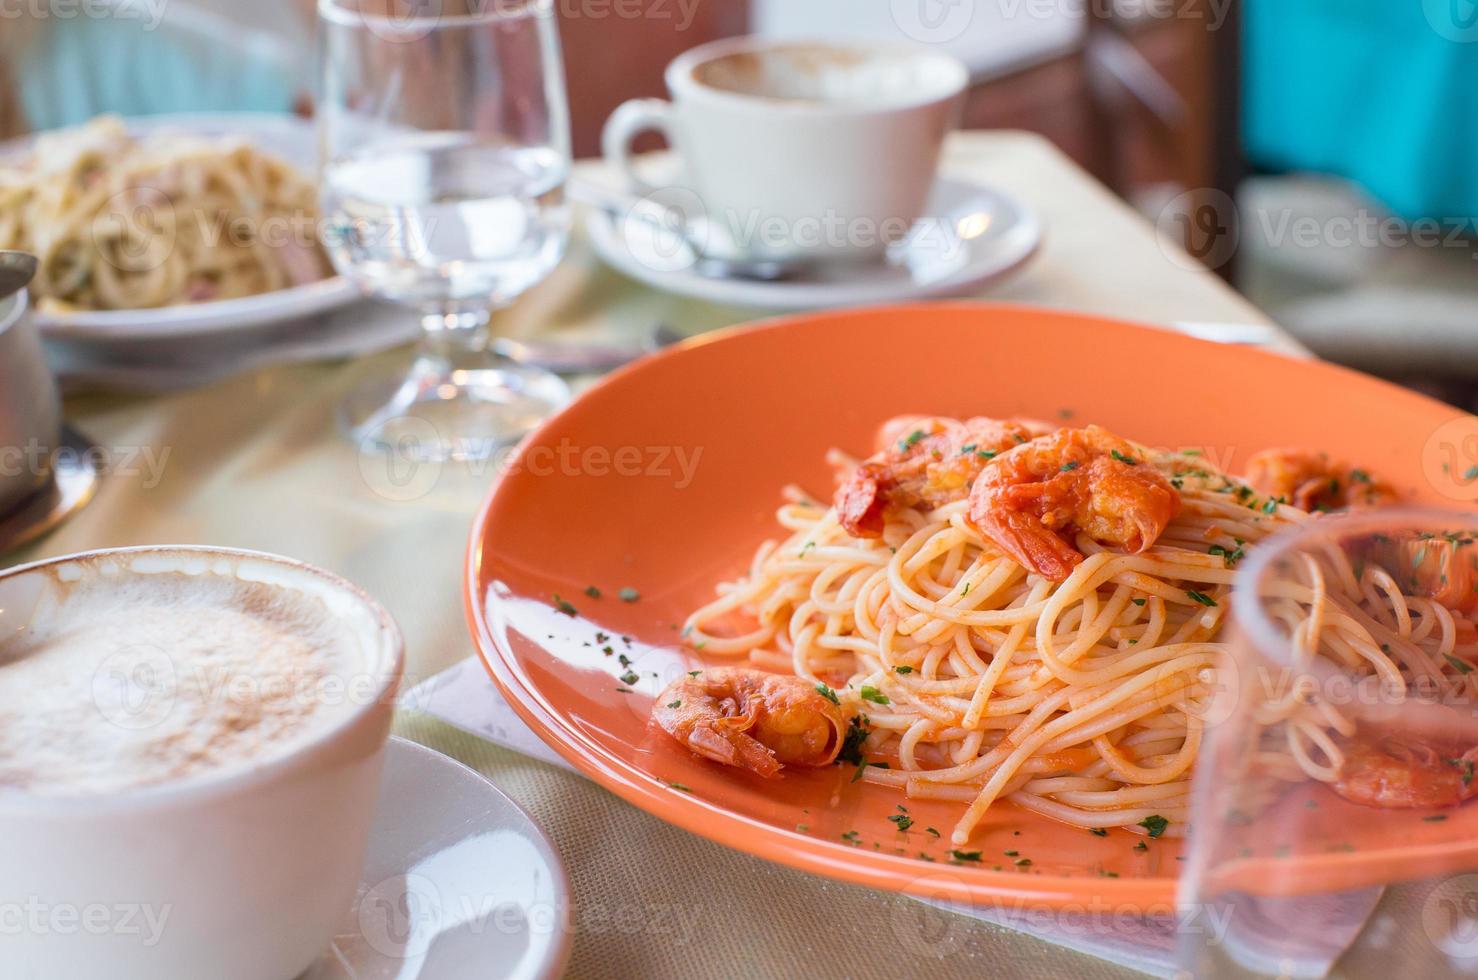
[420,307,493,360]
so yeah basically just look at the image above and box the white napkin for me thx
[405,658,1378,979]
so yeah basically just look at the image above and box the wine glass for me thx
[317,0,572,461]
[1178,508,1478,977]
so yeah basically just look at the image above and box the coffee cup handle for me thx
[601,98,676,195]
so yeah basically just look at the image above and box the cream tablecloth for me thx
[14,132,1307,979]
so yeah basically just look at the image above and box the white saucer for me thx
[306,737,571,980]
[584,176,1043,310]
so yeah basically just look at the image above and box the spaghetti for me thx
[680,419,1464,845]
[0,115,329,312]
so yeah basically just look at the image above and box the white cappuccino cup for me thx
[601,36,968,263]
[0,546,404,980]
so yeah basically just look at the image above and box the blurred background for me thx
[3,0,1476,404]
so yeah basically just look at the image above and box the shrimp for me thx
[1331,733,1478,808]
[651,667,846,778]
[966,425,1181,581]
[835,415,1047,537]
[1243,448,1399,512]
[1363,531,1478,613]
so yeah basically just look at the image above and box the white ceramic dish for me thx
[0,546,404,980]
[585,175,1042,310]
[310,737,572,980]
[0,113,358,343]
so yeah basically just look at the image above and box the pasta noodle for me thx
[684,425,1470,844]
[0,116,329,312]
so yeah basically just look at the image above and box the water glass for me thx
[318,0,573,461]
[1179,508,1478,977]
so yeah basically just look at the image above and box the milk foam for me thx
[0,556,371,797]
[691,45,963,105]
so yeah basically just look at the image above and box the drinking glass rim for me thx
[1232,505,1478,669]
[317,0,552,30]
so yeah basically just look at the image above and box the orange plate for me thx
[465,303,1465,909]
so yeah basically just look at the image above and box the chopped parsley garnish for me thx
[1133,841,1148,852]
[1186,590,1218,607]
[1061,461,1081,472]
[1131,598,1147,607]
[841,830,861,845]
[960,444,977,455]
[899,430,927,451]
[888,813,914,832]
[1089,827,1108,837]
[925,827,941,837]
[583,585,602,599]
[950,850,983,862]
[687,670,702,677]
[815,683,840,705]
[894,665,915,674]
[619,669,640,685]
[1014,858,1032,867]
[1467,466,1478,481]
[1138,815,1169,838]
[1350,469,1371,484]
[978,449,998,460]
[1208,544,1245,567]
[1004,850,1018,856]
[837,716,870,765]
[1424,814,1449,823]
[1452,758,1477,787]
[1110,450,1138,466]
[552,594,578,616]
[860,685,890,705]
[799,541,816,558]
[618,587,641,603]
[667,781,692,792]
[1446,654,1474,675]
[1262,497,1282,514]
[1182,449,1203,457]
[666,699,682,709]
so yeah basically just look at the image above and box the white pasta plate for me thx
[0,113,359,343]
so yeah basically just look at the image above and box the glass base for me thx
[341,349,570,463]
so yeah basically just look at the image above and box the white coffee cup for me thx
[0,290,61,516]
[601,36,969,263]
[0,546,405,980]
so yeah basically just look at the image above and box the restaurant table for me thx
[17,131,1323,979]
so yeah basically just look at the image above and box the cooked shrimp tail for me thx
[966,425,1181,581]
[835,416,1048,538]
[1244,448,1399,512]
[651,666,846,778]
[1332,733,1478,809]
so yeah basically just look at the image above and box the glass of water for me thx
[1178,509,1478,977]
[318,0,572,461]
